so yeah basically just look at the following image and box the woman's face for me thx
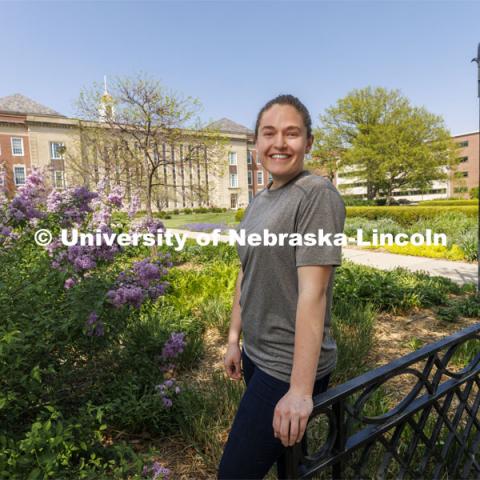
[255,104,313,179]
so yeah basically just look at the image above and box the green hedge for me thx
[418,199,478,206]
[346,206,478,226]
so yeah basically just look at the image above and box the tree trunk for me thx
[146,168,154,219]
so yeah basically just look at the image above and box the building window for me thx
[247,150,253,164]
[228,151,237,165]
[50,142,65,160]
[460,171,468,177]
[457,140,469,148]
[268,172,273,182]
[54,170,65,189]
[230,193,238,209]
[256,154,261,165]
[257,171,264,185]
[459,156,468,163]
[248,190,253,202]
[229,173,238,188]
[11,137,24,156]
[454,187,468,193]
[247,170,252,186]
[13,165,26,186]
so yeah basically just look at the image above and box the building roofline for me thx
[0,109,66,119]
[451,130,479,138]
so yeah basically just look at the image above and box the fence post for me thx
[332,400,345,480]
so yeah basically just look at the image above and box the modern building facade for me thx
[335,131,479,201]
[449,131,479,197]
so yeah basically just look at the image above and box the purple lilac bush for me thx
[0,169,181,346]
[1,168,189,478]
[107,256,172,308]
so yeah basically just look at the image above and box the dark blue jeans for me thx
[218,347,331,479]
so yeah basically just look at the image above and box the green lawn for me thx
[161,211,240,229]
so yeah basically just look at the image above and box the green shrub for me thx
[379,242,465,261]
[193,207,209,214]
[171,238,239,265]
[406,211,476,249]
[457,294,480,317]
[235,208,245,222]
[341,196,377,207]
[436,294,480,323]
[0,224,186,477]
[418,199,477,206]
[346,206,478,226]
[458,230,478,262]
[344,216,404,240]
[209,206,224,213]
[334,261,460,313]
[0,405,142,480]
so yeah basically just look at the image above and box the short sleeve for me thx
[295,187,346,267]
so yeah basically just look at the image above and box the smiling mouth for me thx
[270,154,292,160]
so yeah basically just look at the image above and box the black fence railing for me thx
[285,323,480,479]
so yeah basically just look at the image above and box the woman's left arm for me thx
[272,264,333,448]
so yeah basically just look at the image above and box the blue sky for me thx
[2,1,480,135]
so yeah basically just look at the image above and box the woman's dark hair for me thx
[254,94,313,140]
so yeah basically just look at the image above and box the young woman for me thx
[218,95,346,479]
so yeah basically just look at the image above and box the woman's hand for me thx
[224,343,242,381]
[273,389,313,447]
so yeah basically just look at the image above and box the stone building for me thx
[0,94,257,210]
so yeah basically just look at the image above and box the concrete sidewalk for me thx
[342,247,477,286]
[166,228,478,286]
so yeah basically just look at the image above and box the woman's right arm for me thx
[224,267,243,380]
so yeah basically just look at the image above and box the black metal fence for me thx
[285,323,480,479]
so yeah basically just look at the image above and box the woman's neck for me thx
[268,169,305,190]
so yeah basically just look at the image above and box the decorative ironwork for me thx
[285,323,480,479]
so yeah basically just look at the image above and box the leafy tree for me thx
[311,87,460,203]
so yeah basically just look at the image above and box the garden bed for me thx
[131,304,479,478]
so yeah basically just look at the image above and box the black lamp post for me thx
[472,43,480,295]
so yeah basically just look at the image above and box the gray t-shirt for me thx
[235,169,346,384]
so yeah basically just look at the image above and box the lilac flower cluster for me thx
[64,277,76,289]
[128,192,141,218]
[46,186,98,227]
[142,461,171,480]
[155,377,181,408]
[161,332,186,360]
[85,311,105,337]
[48,226,121,273]
[7,168,46,224]
[132,216,165,235]
[182,222,229,233]
[90,180,125,227]
[0,225,19,249]
[106,254,172,308]
[107,184,124,208]
[46,179,123,275]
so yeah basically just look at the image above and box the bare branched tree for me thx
[73,73,228,216]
